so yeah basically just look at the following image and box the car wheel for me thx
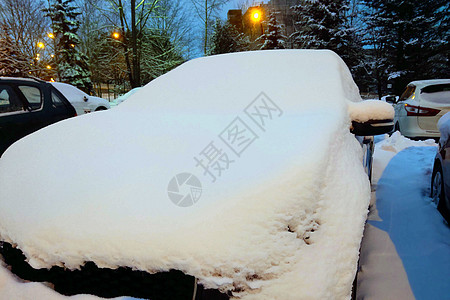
[95,107,107,111]
[431,163,444,206]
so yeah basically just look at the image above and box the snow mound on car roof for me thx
[0,50,371,299]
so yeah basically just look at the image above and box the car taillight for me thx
[404,104,440,116]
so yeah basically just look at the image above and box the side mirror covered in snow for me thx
[348,100,395,136]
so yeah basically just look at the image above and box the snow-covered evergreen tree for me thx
[208,19,249,55]
[44,0,92,93]
[0,24,30,76]
[260,12,285,50]
[291,0,350,52]
[364,0,449,94]
[290,0,364,87]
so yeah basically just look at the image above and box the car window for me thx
[399,85,416,101]
[420,84,450,104]
[0,85,25,114]
[18,85,42,110]
[51,91,66,107]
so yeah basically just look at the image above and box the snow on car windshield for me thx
[0,50,372,299]
[51,82,87,100]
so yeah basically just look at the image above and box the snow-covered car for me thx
[393,79,450,139]
[0,50,394,299]
[50,82,110,115]
[110,87,142,108]
[431,112,450,223]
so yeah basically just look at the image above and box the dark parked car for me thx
[431,112,450,223]
[0,77,76,156]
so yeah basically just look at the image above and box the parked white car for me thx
[393,79,450,138]
[110,87,142,107]
[50,82,110,115]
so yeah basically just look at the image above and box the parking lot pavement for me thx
[356,191,415,300]
[357,145,450,300]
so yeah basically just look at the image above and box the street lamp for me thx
[112,32,120,39]
[251,8,263,35]
[37,42,45,49]
[48,33,54,39]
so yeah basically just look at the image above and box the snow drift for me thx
[0,50,389,299]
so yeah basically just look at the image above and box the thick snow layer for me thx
[372,131,436,184]
[347,100,394,123]
[0,50,372,299]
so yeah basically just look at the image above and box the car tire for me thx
[431,162,444,206]
[95,107,107,111]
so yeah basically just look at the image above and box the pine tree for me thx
[364,0,449,95]
[208,20,249,55]
[260,12,286,50]
[44,0,93,93]
[0,25,30,76]
[291,0,350,52]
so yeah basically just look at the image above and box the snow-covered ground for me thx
[358,132,450,300]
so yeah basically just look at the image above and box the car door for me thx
[48,87,77,123]
[51,82,90,114]
[0,83,32,155]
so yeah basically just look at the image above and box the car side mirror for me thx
[83,96,88,102]
[385,95,396,104]
[348,100,395,136]
[351,119,394,136]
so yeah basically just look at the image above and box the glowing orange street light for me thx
[46,65,52,69]
[37,42,45,48]
[50,78,55,82]
[70,44,75,48]
[48,33,55,39]
[251,8,263,35]
[112,32,120,39]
